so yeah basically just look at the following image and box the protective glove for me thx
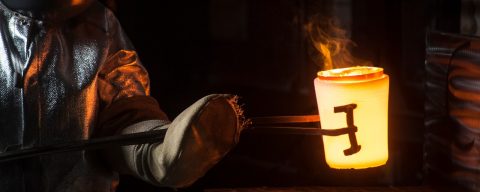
[111,94,245,188]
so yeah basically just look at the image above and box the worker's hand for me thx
[112,94,245,188]
[149,94,245,187]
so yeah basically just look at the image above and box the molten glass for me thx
[314,66,389,169]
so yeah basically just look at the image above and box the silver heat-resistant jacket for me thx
[0,1,151,191]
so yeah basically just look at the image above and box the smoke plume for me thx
[306,16,370,70]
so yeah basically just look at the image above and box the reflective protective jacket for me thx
[0,1,160,191]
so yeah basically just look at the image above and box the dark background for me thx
[98,0,461,191]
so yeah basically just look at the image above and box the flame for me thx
[306,16,370,70]
[318,43,333,70]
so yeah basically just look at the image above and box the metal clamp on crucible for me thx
[324,103,361,156]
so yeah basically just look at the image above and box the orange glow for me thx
[71,0,84,6]
[314,66,389,169]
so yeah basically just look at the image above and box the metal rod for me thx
[250,126,357,136]
[251,115,320,125]
[0,129,167,163]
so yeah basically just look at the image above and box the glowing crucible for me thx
[314,66,389,169]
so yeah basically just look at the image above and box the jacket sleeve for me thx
[95,10,169,137]
[93,9,171,183]
[98,9,150,107]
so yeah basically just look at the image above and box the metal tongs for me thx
[0,107,362,163]
[251,104,361,156]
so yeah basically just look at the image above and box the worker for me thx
[0,0,244,191]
